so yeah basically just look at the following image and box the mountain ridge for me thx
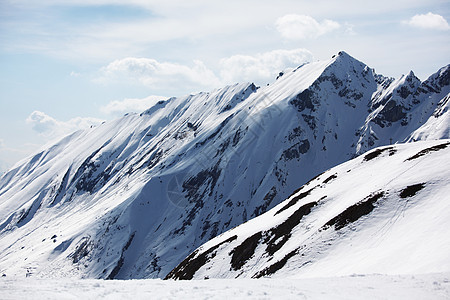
[166,139,450,279]
[0,51,448,279]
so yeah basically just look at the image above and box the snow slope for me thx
[1,273,449,300]
[166,140,450,279]
[0,52,448,279]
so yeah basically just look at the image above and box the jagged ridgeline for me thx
[0,51,448,279]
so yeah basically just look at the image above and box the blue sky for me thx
[1,0,449,172]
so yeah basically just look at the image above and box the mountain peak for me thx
[330,50,352,59]
[324,51,370,76]
[287,50,377,113]
[406,70,416,78]
[0,53,448,280]
[332,50,360,64]
[337,50,350,57]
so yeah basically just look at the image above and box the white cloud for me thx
[97,49,313,89]
[404,12,450,30]
[97,58,221,91]
[4,1,448,64]
[220,49,313,84]
[26,111,104,139]
[100,95,168,115]
[275,14,341,40]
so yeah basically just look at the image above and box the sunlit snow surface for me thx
[0,52,448,280]
[167,140,450,280]
[1,273,449,299]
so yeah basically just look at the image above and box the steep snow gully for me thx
[0,51,449,280]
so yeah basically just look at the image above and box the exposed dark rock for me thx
[230,232,262,271]
[383,100,406,122]
[398,86,411,99]
[287,127,303,141]
[438,65,450,87]
[288,185,305,197]
[221,104,232,112]
[303,171,325,187]
[200,220,211,240]
[165,235,237,280]
[437,66,450,87]
[172,163,222,236]
[17,206,32,225]
[338,87,363,100]
[322,173,337,184]
[242,208,248,222]
[147,254,162,275]
[344,100,357,108]
[252,248,298,278]
[399,183,425,198]
[72,147,106,194]
[302,114,316,130]
[215,138,231,157]
[315,73,344,90]
[51,167,71,206]
[405,142,450,161]
[70,237,93,264]
[200,220,220,240]
[266,201,317,255]
[322,192,384,230]
[209,222,220,240]
[275,186,316,215]
[363,146,395,161]
[433,94,449,118]
[183,163,221,201]
[232,128,242,147]
[418,65,450,95]
[374,100,406,127]
[187,122,198,131]
[107,232,136,279]
[281,139,310,161]
[146,149,164,169]
[253,186,277,217]
[290,90,315,112]
[17,196,42,226]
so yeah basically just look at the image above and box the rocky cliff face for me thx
[0,51,448,279]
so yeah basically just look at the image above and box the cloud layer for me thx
[97,58,221,91]
[276,14,341,40]
[26,111,104,139]
[404,12,450,30]
[100,95,168,115]
[97,48,314,91]
[220,49,313,83]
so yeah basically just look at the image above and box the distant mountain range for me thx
[0,51,448,279]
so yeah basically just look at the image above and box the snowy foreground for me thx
[1,273,449,299]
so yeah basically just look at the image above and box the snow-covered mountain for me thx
[166,139,450,279]
[0,51,448,279]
